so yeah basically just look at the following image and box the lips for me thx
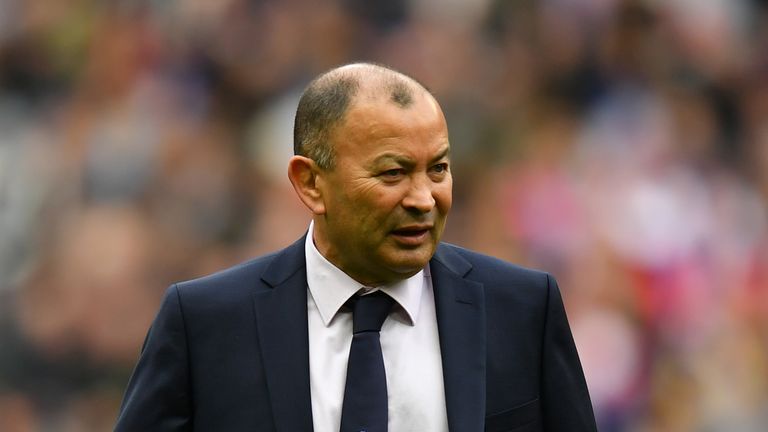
[390,225,432,245]
[391,225,432,236]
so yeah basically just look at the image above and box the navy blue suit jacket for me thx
[115,237,597,431]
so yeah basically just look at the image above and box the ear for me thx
[287,155,327,215]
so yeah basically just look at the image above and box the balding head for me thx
[293,63,430,170]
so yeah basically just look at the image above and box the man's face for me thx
[313,90,452,286]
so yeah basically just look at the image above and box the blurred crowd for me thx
[1,0,767,430]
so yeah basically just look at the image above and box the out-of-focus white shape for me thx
[572,307,641,410]
[0,100,50,290]
[575,87,716,266]
[710,173,767,264]
[604,167,713,266]
[245,88,301,183]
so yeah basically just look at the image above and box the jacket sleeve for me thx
[540,274,598,431]
[114,284,192,431]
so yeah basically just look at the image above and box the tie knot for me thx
[350,291,394,334]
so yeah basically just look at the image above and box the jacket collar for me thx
[431,244,487,431]
[252,236,314,431]
[253,237,486,432]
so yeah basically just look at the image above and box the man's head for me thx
[288,63,452,286]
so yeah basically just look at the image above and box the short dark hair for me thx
[293,63,421,170]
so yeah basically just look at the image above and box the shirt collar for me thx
[305,221,424,327]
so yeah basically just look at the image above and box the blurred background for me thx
[1,0,767,430]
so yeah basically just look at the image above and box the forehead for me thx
[335,90,448,149]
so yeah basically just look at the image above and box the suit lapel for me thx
[431,245,486,431]
[250,239,486,431]
[252,236,314,431]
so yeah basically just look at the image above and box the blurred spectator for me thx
[1,0,767,430]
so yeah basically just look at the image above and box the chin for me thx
[386,251,434,275]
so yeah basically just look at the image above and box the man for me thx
[115,63,597,431]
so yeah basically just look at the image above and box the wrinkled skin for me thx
[312,89,452,286]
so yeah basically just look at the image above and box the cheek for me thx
[365,186,406,213]
[434,181,453,213]
[347,192,391,228]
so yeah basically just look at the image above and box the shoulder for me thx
[432,242,559,313]
[177,252,278,291]
[434,243,552,288]
[173,236,306,304]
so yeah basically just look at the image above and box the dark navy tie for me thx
[339,291,394,432]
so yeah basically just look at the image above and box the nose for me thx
[402,175,435,214]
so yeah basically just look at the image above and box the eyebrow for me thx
[431,146,451,163]
[370,144,451,168]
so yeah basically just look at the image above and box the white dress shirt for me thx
[305,222,449,432]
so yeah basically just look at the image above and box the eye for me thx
[379,168,404,180]
[431,163,449,173]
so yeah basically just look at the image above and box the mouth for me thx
[390,225,432,246]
